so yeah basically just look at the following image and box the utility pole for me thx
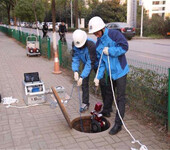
[74,0,78,28]
[127,0,137,28]
[33,0,39,36]
[70,0,73,28]
[140,0,144,37]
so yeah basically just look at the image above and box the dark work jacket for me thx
[72,38,98,79]
[96,28,129,80]
[59,24,67,33]
[43,24,48,32]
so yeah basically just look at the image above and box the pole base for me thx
[52,71,62,74]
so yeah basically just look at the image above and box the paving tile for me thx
[0,31,169,150]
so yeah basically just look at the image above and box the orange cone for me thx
[53,51,62,74]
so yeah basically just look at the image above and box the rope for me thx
[5,103,46,108]
[107,55,148,150]
[95,51,148,150]
[69,81,76,101]
[78,86,84,132]
[95,50,104,79]
[68,82,84,132]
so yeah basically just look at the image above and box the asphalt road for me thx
[11,27,170,69]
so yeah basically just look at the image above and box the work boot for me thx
[100,111,111,117]
[80,103,89,113]
[109,124,122,135]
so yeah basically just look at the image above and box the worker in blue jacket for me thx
[88,16,129,135]
[72,29,106,113]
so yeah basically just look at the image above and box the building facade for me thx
[143,0,170,19]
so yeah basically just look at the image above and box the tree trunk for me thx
[33,0,39,36]
[7,4,10,25]
[52,0,57,52]
[52,0,56,33]
[74,0,78,28]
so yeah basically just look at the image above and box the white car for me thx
[20,22,26,27]
[38,22,44,30]
[32,22,37,29]
[55,22,61,31]
[47,22,53,30]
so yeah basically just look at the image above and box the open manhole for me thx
[72,115,110,133]
[52,87,110,133]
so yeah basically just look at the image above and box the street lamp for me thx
[70,0,73,28]
[139,0,144,37]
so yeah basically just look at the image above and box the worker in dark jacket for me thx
[88,16,129,135]
[72,29,106,113]
[42,22,48,37]
[59,21,67,42]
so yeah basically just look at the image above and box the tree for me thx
[88,0,99,10]
[74,0,78,28]
[0,0,15,25]
[55,0,69,22]
[15,0,45,23]
[86,1,126,24]
[144,15,165,36]
[0,2,8,24]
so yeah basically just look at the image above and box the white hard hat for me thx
[73,29,87,48]
[88,16,105,33]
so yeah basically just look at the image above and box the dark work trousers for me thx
[82,70,106,106]
[43,31,47,37]
[104,75,127,126]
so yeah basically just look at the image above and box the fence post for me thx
[47,37,51,60]
[38,35,41,54]
[168,68,170,134]
[58,40,62,65]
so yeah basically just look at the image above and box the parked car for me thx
[25,22,32,28]
[106,22,135,40]
[55,22,61,31]
[32,21,41,29]
[39,22,44,30]
[32,22,37,29]
[20,22,26,27]
[47,22,53,30]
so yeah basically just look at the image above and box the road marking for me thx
[129,49,170,58]
[154,43,170,46]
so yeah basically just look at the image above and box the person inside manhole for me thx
[71,29,107,113]
[88,16,129,135]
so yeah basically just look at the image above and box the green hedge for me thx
[60,46,168,127]
[127,65,168,126]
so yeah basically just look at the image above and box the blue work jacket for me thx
[72,38,98,79]
[96,28,129,80]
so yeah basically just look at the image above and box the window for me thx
[152,1,159,5]
[152,7,160,11]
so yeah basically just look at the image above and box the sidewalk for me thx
[0,31,169,150]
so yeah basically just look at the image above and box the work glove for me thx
[74,72,79,81]
[94,78,99,87]
[103,47,109,55]
[77,78,83,86]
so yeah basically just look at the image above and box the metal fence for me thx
[41,36,51,59]
[128,58,168,75]
[58,40,72,69]
[0,26,51,59]
[1,25,170,132]
[59,43,169,130]
[126,60,168,127]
